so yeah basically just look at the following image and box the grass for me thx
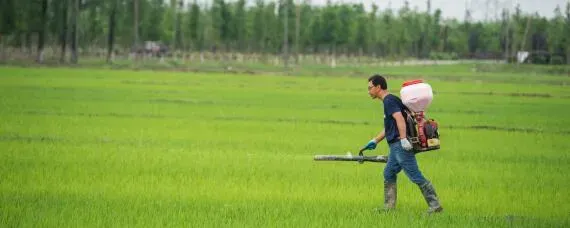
[0,65,569,227]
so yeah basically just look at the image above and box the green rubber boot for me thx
[383,181,397,211]
[419,181,443,214]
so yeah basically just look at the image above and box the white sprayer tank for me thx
[400,80,433,112]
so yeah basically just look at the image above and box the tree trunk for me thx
[25,32,32,56]
[60,0,68,63]
[521,17,532,51]
[15,32,22,50]
[178,1,184,50]
[0,35,5,62]
[134,0,139,48]
[176,1,183,50]
[330,44,337,68]
[107,0,117,63]
[282,0,289,69]
[70,0,79,64]
[36,0,48,63]
[294,2,300,65]
[172,0,177,51]
[505,24,510,62]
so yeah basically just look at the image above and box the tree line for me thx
[1,0,569,64]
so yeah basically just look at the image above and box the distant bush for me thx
[429,52,459,60]
[549,56,565,65]
[524,51,567,65]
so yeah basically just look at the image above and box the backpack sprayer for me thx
[314,79,440,163]
[401,79,440,153]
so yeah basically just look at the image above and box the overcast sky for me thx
[189,0,568,21]
[327,0,567,20]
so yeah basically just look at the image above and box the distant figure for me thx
[362,74,443,214]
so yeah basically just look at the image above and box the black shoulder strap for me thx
[392,95,411,116]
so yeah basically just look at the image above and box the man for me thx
[363,74,443,214]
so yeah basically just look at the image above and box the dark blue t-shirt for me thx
[383,94,406,144]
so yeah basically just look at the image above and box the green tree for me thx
[565,2,570,63]
[186,1,201,51]
[142,0,166,42]
[320,3,338,52]
[251,0,265,52]
[548,5,565,55]
[232,0,246,51]
[335,4,353,53]
[107,0,118,63]
[36,0,48,63]
[263,2,278,53]
[212,0,232,50]
[0,0,17,35]
[354,11,369,55]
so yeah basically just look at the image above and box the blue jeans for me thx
[383,141,427,185]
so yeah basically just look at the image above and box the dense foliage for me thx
[1,0,569,63]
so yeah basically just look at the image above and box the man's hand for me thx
[363,139,378,150]
[400,138,413,151]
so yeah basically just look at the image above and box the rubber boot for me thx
[419,181,443,214]
[384,181,397,211]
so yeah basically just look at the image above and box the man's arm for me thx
[392,112,407,139]
[372,129,385,143]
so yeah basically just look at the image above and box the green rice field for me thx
[0,65,569,227]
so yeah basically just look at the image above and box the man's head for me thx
[368,74,388,99]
